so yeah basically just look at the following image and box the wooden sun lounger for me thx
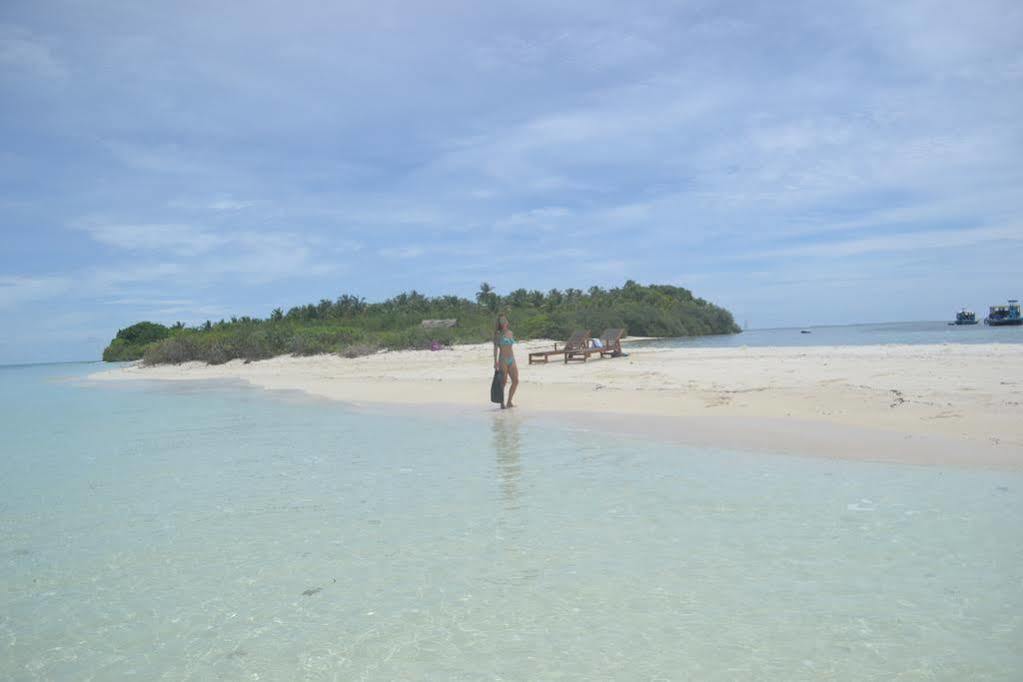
[528,330,590,364]
[564,328,626,363]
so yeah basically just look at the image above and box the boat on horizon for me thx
[984,300,1022,326]
[949,308,978,325]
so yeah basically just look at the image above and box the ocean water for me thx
[2,362,1022,680]
[639,320,1023,349]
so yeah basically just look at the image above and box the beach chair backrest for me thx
[600,328,624,344]
[565,330,590,351]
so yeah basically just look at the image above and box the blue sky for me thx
[1,0,1021,363]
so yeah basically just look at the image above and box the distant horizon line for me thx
[745,319,948,332]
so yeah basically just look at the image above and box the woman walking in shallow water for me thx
[493,314,519,408]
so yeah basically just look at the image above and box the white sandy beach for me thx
[91,340,1023,468]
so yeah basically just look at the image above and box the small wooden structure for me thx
[565,328,626,363]
[420,319,457,329]
[528,330,590,364]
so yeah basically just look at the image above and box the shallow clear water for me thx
[2,363,1021,680]
[641,320,1023,349]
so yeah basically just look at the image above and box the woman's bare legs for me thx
[505,361,519,407]
[499,368,506,409]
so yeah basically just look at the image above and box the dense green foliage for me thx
[101,321,175,361]
[101,281,740,365]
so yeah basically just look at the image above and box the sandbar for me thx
[90,340,1023,469]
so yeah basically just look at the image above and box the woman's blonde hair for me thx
[494,314,508,342]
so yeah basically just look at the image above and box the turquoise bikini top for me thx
[498,336,515,346]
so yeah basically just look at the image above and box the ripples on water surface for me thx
[2,363,1021,680]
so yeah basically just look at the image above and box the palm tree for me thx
[507,288,529,307]
[476,282,494,305]
[476,282,499,312]
[334,294,365,316]
[408,290,427,309]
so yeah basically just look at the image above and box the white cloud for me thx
[737,225,1023,261]
[168,197,258,211]
[102,297,195,306]
[105,141,212,175]
[89,263,184,289]
[0,25,67,80]
[75,222,225,256]
[863,0,1023,78]
[0,223,346,315]
[0,275,71,308]
[72,223,349,283]
[494,206,572,231]
[379,245,426,259]
[473,23,662,74]
[208,199,254,211]
[427,76,726,192]
[206,238,339,284]
[137,303,229,322]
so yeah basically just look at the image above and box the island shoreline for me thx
[88,340,1023,470]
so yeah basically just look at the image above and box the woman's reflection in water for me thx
[491,415,542,584]
[491,414,522,511]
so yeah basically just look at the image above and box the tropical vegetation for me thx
[102,281,740,365]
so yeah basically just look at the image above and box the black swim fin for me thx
[490,370,504,404]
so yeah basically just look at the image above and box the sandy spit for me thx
[89,340,1023,469]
